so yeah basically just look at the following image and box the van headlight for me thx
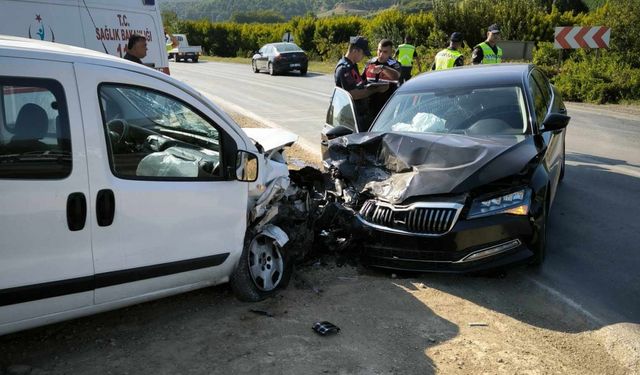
[468,189,531,219]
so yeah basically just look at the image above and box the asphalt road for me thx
[170,61,640,327]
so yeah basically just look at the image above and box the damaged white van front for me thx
[0,36,303,335]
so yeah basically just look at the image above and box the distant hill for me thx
[158,0,431,22]
[158,0,595,22]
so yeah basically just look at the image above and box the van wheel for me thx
[230,229,292,302]
[300,68,307,76]
[193,56,199,63]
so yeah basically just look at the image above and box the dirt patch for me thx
[0,265,632,375]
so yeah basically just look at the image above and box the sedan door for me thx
[259,46,270,70]
[528,70,565,203]
[0,59,94,330]
[74,64,249,304]
[321,88,358,154]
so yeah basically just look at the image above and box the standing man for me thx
[432,32,464,70]
[395,36,422,84]
[335,36,389,131]
[363,39,401,117]
[124,34,147,64]
[472,24,502,65]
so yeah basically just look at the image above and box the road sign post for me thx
[554,26,610,49]
[554,26,610,67]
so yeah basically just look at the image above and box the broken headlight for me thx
[468,188,531,219]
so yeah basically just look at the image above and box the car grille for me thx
[358,200,461,235]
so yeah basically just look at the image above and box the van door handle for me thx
[96,189,115,227]
[67,192,87,231]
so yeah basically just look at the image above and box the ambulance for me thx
[0,0,170,74]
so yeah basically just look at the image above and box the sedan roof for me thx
[399,64,533,92]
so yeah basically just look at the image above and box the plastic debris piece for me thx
[250,309,274,317]
[312,321,340,336]
[468,322,488,327]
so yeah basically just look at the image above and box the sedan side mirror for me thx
[542,113,570,132]
[236,150,258,182]
[325,125,353,140]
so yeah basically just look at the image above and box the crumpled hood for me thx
[324,132,539,203]
[242,128,298,153]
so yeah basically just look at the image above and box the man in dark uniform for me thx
[334,36,389,132]
[362,39,401,118]
[124,34,147,64]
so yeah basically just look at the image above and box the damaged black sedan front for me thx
[320,64,570,272]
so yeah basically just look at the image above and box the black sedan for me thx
[321,64,569,272]
[252,42,308,76]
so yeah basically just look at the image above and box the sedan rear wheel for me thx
[529,195,548,267]
[252,60,259,73]
[268,62,276,76]
[559,139,566,181]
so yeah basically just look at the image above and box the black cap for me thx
[488,24,501,34]
[450,32,464,42]
[349,36,371,56]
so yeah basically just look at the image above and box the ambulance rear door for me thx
[78,0,169,73]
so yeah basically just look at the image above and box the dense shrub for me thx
[553,50,640,103]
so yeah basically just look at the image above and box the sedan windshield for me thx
[371,86,529,135]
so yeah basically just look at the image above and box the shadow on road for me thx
[406,151,640,334]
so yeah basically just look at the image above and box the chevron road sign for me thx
[554,26,611,49]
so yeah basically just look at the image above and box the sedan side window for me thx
[531,69,552,110]
[0,77,71,179]
[528,75,548,129]
[99,84,223,180]
[326,89,357,131]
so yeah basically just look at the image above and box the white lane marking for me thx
[524,275,605,325]
[201,91,321,156]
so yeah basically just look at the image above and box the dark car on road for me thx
[321,64,569,272]
[252,42,309,76]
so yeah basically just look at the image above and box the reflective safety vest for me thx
[476,42,502,64]
[434,48,463,70]
[397,44,416,67]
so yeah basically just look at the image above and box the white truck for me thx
[168,33,202,63]
[0,0,171,74]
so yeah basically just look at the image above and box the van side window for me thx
[0,77,71,179]
[98,84,223,180]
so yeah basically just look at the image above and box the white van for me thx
[0,36,301,335]
[0,0,170,74]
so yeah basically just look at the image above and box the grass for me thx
[198,55,336,74]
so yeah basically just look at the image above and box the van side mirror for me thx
[236,150,258,182]
[325,125,353,140]
[542,113,570,132]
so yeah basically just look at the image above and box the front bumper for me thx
[357,213,536,273]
